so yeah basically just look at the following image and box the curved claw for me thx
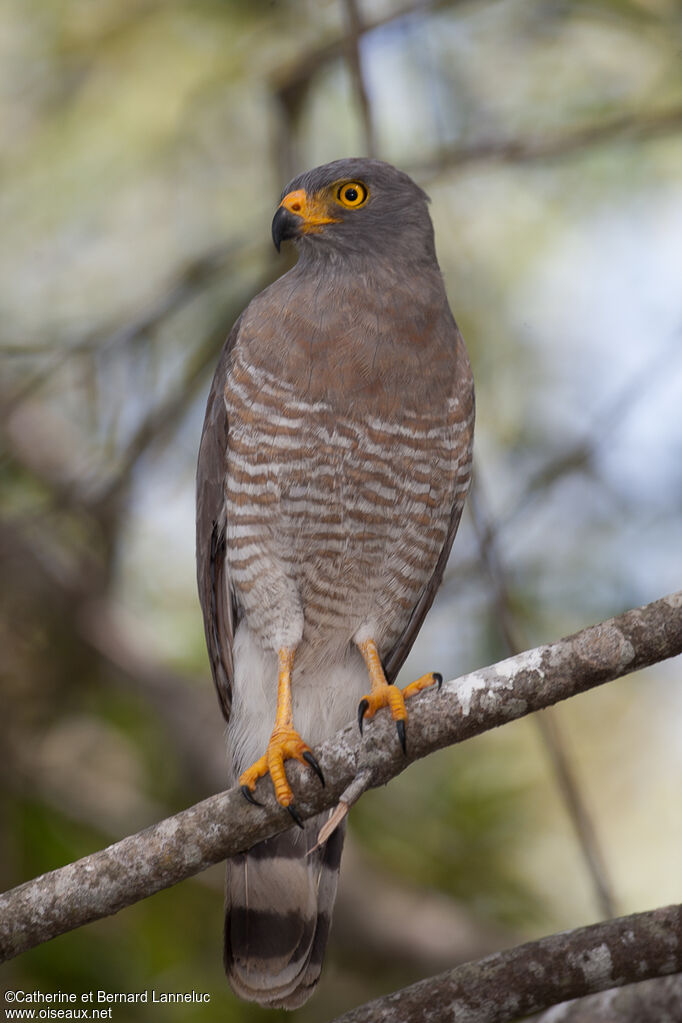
[287,803,304,829]
[396,718,407,755]
[302,750,325,787]
[358,698,369,735]
[241,785,263,807]
[434,671,443,691]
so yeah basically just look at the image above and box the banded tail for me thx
[224,814,345,1009]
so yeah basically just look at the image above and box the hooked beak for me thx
[271,188,340,252]
[271,206,302,252]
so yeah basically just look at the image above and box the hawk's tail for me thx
[224,813,345,1009]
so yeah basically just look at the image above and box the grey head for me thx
[271,158,436,268]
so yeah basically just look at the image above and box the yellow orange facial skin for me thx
[279,189,340,233]
[279,180,369,234]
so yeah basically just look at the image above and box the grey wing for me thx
[384,337,475,684]
[196,317,242,722]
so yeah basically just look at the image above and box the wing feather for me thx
[384,330,474,683]
[196,317,242,722]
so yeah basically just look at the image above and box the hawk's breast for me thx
[224,348,473,658]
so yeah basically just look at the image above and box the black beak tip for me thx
[271,206,301,253]
[271,209,282,252]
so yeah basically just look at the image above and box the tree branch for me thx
[469,477,617,918]
[533,973,682,1022]
[342,0,377,157]
[1,590,680,962]
[270,0,453,104]
[414,104,682,179]
[330,904,682,1023]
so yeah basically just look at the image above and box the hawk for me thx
[196,158,474,1008]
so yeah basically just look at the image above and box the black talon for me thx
[396,719,407,755]
[434,672,443,691]
[358,698,369,735]
[303,750,325,787]
[287,804,304,829]
[241,785,263,807]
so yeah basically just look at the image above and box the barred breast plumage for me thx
[225,346,472,669]
[196,157,474,1009]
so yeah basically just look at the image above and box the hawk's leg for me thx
[356,638,441,753]
[238,646,324,827]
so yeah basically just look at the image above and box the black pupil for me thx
[345,187,358,202]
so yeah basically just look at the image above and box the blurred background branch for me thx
[415,102,682,177]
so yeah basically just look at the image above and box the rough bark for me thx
[0,590,680,962]
[532,972,682,1022]
[331,905,682,1023]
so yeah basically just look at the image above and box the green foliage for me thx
[351,741,544,930]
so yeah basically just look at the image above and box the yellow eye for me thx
[336,181,368,208]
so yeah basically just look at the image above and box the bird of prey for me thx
[196,157,474,1008]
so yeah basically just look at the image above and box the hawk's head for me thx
[271,158,434,263]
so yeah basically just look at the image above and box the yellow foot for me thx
[357,672,442,753]
[238,726,324,828]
